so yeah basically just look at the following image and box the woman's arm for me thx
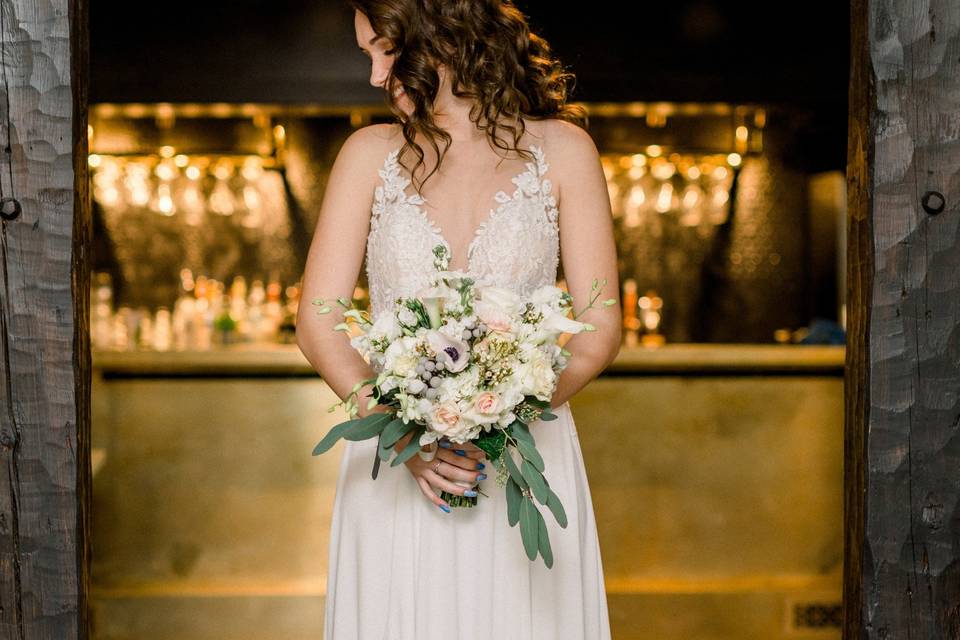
[546,121,622,409]
[296,124,393,415]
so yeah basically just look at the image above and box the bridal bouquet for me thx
[311,246,614,568]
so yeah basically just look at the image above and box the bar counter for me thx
[90,343,845,640]
[92,343,844,376]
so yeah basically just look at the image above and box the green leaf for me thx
[378,432,396,462]
[524,396,551,409]
[502,449,527,489]
[371,447,382,480]
[509,420,535,445]
[506,477,522,527]
[380,417,413,449]
[519,498,540,561]
[536,507,553,568]
[538,410,558,422]
[546,487,568,528]
[515,440,545,473]
[521,459,549,505]
[390,426,427,467]
[342,413,393,441]
[474,430,506,461]
[312,417,370,456]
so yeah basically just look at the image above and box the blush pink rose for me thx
[473,391,500,414]
[476,301,514,333]
[431,402,461,435]
[484,315,513,333]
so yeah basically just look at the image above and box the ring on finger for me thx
[433,460,442,474]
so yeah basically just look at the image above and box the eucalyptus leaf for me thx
[313,417,370,456]
[509,420,535,445]
[515,440,545,473]
[378,433,396,462]
[546,487,568,528]
[536,507,553,568]
[538,410,558,422]
[391,426,427,466]
[342,413,394,441]
[519,498,540,561]
[506,477,522,527]
[503,449,527,489]
[521,460,549,504]
[380,417,412,449]
[371,447,382,480]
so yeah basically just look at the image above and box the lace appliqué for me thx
[365,144,560,319]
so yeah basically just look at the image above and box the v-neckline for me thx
[390,143,543,273]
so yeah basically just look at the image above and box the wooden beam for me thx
[847,0,960,637]
[844,0,872,636]
[0,0,90,637]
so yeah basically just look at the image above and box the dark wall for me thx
[90,1,848,171]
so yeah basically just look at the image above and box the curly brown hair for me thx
[349,0,588,194]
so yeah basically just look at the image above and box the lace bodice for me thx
[365,143,560,319]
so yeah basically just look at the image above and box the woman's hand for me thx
[355,383,390,419]
[394,433,488,512]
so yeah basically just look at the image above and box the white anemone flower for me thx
[426,330,470,373]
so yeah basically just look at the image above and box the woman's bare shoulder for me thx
[541,118,598,168]
[338,122,403,166]
[536,119,600,208]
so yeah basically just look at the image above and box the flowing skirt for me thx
[322,401,611,640]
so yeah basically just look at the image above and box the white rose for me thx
[383,336,421,378]
[517,349,557,400]
[477,286,521,315]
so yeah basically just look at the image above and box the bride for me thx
[296,1,621,638]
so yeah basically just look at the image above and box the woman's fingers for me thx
[434,458,483,484]
[426,466,477,495]
[436,448,486,471]
[416,475,448,509]
[439,439,487,460]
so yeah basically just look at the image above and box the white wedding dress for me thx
[323,141,612,640]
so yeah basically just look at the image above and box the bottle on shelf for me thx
[638,289,665,347]
[90,271,115,350]
[621,279,641,348]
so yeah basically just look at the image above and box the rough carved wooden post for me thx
[0,0,90,637]
[846,0,960,637]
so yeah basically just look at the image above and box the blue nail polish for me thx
[476,462,485,470]
[439,504,451,513]
[464,489,477,497]
[454,449,466,456]
[438,441,452,448]
[477,473,487,481]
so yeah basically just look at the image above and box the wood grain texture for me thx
[850,0,960,637]
[0,0,88,637]
[844,1,872,638]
